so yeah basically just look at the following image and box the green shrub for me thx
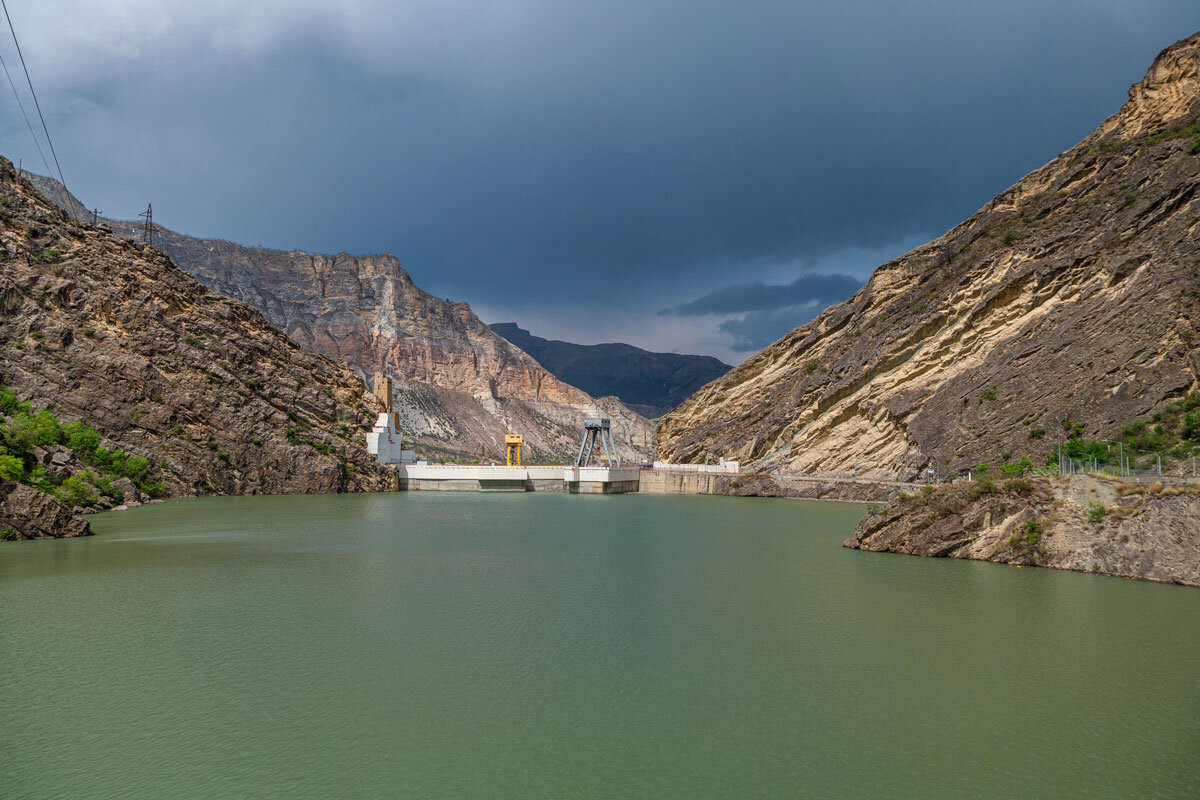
[55,474,98,508]
[999,457,1034,477]
[1003,478,1034,495]
[1182,412,1200,441]
[1087,503,1107,524]
[0,527,15,541]
[0,453,23,480]
[63,420,101,453]
[1029,428,1046,439]
[979,390,997,402]
[0,388,31,415]
[6,409,63,451]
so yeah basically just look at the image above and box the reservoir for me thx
[2,493,1197,798]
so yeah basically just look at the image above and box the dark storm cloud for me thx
[661,273,862,317]
[3,1,1198,359]
[717,308,827,352]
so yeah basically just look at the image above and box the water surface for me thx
[2,493,1197,798]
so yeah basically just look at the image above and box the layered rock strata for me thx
[1,157,394,498]
[29,178,655,463]
[659,33,1200,479]
[0,480,91,540]
[847,475,1200,587]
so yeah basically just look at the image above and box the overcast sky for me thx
[1,1,1196,363]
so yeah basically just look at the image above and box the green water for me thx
[1,493,1197,799]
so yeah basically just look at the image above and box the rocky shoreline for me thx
[0,480,91,540]
[846,475,1200,587]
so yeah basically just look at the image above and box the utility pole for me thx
[91,207,101,226]
[138,203,153,246]
[1057,425,1063,476]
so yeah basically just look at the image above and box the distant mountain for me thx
[28,176,655,463]
[490,323,731,417]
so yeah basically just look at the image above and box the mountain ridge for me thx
[0,156,395,504]
[658,31,1200,478]
[489,322,730,417]
[27,176,656,463]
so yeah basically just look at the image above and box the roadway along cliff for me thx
[30,180,656,464]
[659,32,1200,479]
[1,156,394,505]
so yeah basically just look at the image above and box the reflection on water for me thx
[2,493,1197,799]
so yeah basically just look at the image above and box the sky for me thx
[1,1,1196,363]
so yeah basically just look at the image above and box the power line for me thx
[0,45,49,177]
[1,0,65,190]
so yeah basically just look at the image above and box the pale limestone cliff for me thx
[659,32,1200,479]
[29,180,655,463]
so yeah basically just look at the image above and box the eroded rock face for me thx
[846,476,1200,586]
[29,179,656,463]
[0,481,91,540]
[1,157,395,497]
[658,32,1200,478]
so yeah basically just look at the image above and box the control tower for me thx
[565,418,639,493]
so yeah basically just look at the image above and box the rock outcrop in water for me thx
[658,32,1200,479]
[29,178,656,463]
[847,475,1200,586]
[0,156,395,499]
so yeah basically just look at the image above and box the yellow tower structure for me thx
[504,434,523,466]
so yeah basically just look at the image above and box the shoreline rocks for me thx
[0,480,91,540]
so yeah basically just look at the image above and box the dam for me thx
[365,374,654,493]
[393,464,644,493]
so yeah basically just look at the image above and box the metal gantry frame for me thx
[575,418,620,467]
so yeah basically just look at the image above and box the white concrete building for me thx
[366,412,416,464]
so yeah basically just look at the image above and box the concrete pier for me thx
[563,466,642,494]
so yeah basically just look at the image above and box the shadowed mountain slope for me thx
[490,323,730,417]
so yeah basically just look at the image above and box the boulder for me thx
[0,480,91,540]
[110,477,142,506]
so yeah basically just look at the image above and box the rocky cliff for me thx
[1,156,394,500]
[490,323,730,417]
[28,179,655,463]
[659,33,1200,478]
[847,475,1200,586]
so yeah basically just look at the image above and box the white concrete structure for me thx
[397,464,567,492]
[366,413,416,464]
[651,459,739,474]
[563,466,642,494]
